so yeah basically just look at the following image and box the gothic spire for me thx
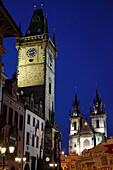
[69,107,71,116]
[26,8,49,36]
[18,18,22,36]
[90,103,92,116]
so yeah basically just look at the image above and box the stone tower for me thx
[69,91,83,154]
[90,89,107,138]
[16,9,57,120]
[69,88,107,155]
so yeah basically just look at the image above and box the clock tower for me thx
[16,9,57,120]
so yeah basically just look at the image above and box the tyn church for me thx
[69,89,107,155]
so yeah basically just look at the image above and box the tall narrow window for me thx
[74,122,76,130]
[3,104,7,122]
[26,132,30,145]
[9,108,13,126]
[36,120,39,129]
[15,111,18,129]
[27,114,30,125]
[33,117,35,127]
[32,134,35,147]
[36,136,39,148]
[96,120,99,128]
[49,83,51,94]
[41,122,43,131]
[19,115,23,130]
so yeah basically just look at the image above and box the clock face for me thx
[27,48,37,58]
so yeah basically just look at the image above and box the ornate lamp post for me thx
[15,156,26,170]
[0,145,15,170]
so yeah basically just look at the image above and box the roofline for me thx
[0,1,21,37]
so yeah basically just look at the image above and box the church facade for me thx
[69,89,107,155]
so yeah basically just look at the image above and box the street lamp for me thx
[15,156,26,170]
[49,163,57,169]
[0,146,15,170]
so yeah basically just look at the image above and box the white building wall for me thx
[92,115,107,136]
[24,109,45,170]
[70,118,80,135]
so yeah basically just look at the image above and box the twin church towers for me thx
[69,89,107,155]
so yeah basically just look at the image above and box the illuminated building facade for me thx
[16,7,62,169]
[0,73,25,170]
[69,89,107,155]
[23,101,45,170]
[16,8,57,121]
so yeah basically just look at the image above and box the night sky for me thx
[2,0,113,154]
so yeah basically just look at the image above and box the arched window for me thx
[83,139,90,148]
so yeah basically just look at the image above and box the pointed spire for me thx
[69,108,71,117]
[18,18,22,36]
[96,88,99,102]
[26,8,49,36]
[75,86,78,105]
[84,114,88,126]
[104,104,106,115]
[82,107,84,116]
[90,103,92,115]
[53,28,57,51]
[44,18,49,34]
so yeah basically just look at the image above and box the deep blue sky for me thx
[2,0,113,154]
